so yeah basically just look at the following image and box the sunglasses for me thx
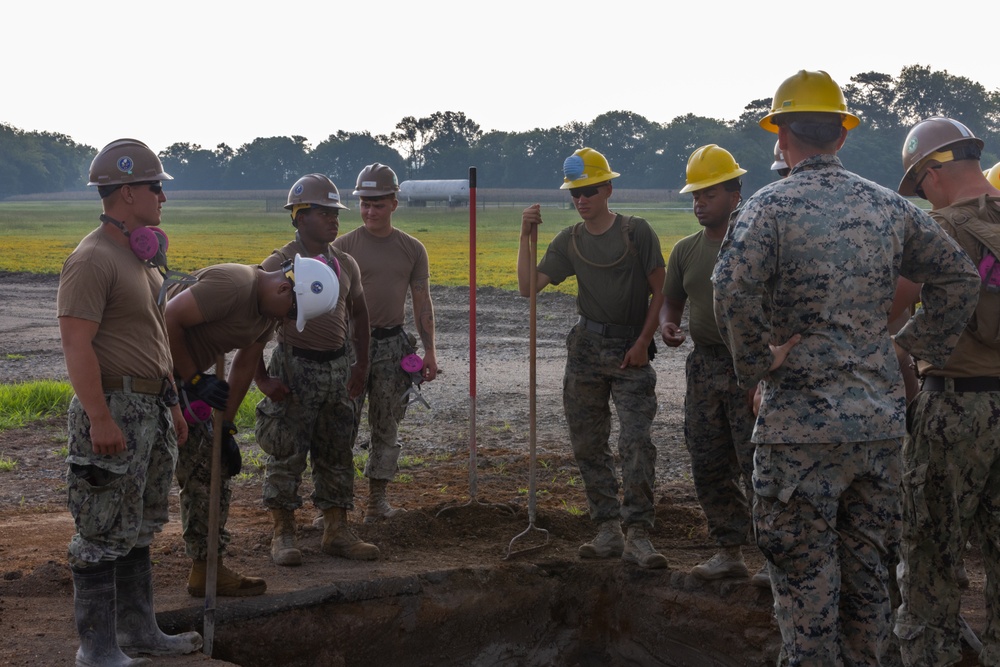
[569,184,606,199]
[913,164,941,199]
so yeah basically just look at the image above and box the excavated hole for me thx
[158,562,779,666]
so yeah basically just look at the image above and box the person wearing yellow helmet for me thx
[165,255,339,598]
[253,173,380,567]
[985,161,1000,190]
[713,71,980,665]
[660,145,760,584]
[518,147,668,569]
[893,117,1000,666]
[59,139,203,663]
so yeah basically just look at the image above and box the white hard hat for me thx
[291,254,339,332]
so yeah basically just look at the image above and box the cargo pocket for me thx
[255,397,292,458]
[900,462,932,538]
[67,464,126,537]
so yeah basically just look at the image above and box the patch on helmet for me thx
[293,184,304,196]
[906,138,918,155]
[117,156,134,174]
[310,281,324,294]
[563,155,585,181]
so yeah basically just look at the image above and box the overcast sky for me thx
[5,1,997,155]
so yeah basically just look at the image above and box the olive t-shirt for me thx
[537,214,664,327]
[662,229,724,347]
[57,227,172,379]
[333,226,429,329]
[261,241,364,350]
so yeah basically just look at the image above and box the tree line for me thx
[3,65,999,199]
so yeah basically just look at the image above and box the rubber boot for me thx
[622,525,669,569]
[578,519,625,559]
[72,560,151,667]
[115,547,203,656]
[364,478,406,525]
[186,558,267,597]
[270,509,302,566]
[321,507,379,560]
[691,546,749,580]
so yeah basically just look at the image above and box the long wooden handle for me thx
[202,352,226,656]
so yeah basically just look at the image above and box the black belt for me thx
[694,344,731,358]
[289,345,346,363]
[102,376,170,396]
[371,325,403,340]
[921,375,1000,393]
[577,316,642,339]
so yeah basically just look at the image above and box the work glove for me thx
[221,421,242,478]
[183,372,229,411]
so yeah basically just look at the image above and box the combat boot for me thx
[578,519,625,559]
[622,525,668,569]
[364,478,406,524]
[186,558,267,597]
[322,507,380,560]
[115,547,202,656]
[72,560,151,667]
[270,509,302,566]
[691,546,749,581]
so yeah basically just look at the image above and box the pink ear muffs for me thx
[401,354,424,374]
[128,226,160,261]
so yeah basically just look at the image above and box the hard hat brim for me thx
[679,167,748,194]
[559,172,621,190]
[759,109,860,134]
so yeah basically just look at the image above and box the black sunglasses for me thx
[569,184,606,199]
[914,164,941,199]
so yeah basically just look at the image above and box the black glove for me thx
[183,373,229,411]
[221,421,242,478]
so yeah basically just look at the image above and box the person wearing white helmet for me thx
[894,117,1000,666]
[771,140,790,179]
[165,255,338,597]
[661,144,761,584]
[59,138,204,664]
[518,147,668,569]
[714,71,980,665]
[252,173,380,566]
[333,163,439,524]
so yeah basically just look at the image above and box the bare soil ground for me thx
[0,272,988,666]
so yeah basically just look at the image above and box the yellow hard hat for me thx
[759,70,860,134]
[679,145,747,194]
[560,147,621,189]
[986,162,1000,190]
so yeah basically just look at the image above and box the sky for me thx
[5,1,999,156]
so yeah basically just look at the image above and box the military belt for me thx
[101,376,171,396]
[921,375,1000,393]
[578,316,642,339]
[371,325,404,340]
[288,345,346,363]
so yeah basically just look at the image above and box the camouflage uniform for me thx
[66,392,177,568]
[712,153,979,665]
[259,347,357,510]
[357,330,416,480]
[174,421,232,560]
[896,195,1000,666]
[540,214,665,528]
[684,345,755,546]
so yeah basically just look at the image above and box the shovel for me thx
[202,353,225,656]
[505,218,549,559]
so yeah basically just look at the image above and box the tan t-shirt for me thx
[57,227,172,379]
[167,264,278,372]
[333,226,429,328]
[261,240,363,350]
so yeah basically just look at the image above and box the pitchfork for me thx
[505,214,549,559]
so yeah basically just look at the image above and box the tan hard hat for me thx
[87,138,172,187]
[353,163,400,197]
[285,173,349,211]
[898,117,984,196]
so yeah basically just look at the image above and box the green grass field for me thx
[0,199,700,294]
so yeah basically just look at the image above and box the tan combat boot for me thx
[321,507,379,560]
[270,509,302,567]
[578,519,625,559]
[691,546,749,581]
[186,558,267,597]
[622,525,669,569]
[364,478,406,525]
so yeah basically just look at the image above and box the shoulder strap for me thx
[568,214,634,268]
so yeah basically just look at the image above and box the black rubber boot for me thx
[116,546,203,656]
[72,561,151,667]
